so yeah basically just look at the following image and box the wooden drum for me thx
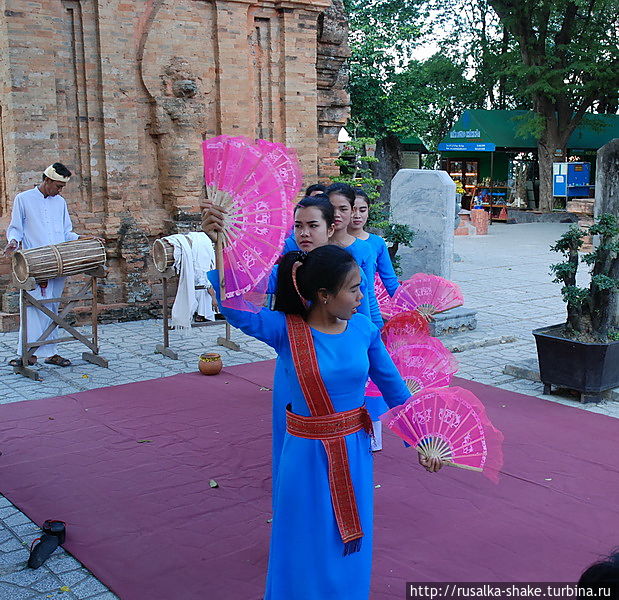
[12,239,106,284]
[152,238,175,273]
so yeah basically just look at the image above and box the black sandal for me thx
[9,356,37,367]
[44,355,71,367]
[27,520,66,569]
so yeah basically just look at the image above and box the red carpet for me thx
[0,361,617,599]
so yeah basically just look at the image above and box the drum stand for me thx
[13,266,109,381]
[154,266,240,360]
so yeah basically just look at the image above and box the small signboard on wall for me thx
[438,143,496,152]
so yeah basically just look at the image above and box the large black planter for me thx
[533,324,619,402]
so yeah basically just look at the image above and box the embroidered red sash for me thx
[286,314,371,555]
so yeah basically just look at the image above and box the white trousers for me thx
[17,277,66,358]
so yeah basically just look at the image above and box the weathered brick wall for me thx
[0,0,349,329]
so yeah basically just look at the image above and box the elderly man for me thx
[4,163,79,368]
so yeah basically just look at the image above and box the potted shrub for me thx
[532,213,619,402]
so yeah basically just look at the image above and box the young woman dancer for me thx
[348,188,402,450]
[208,245,441,600]
[282,193,332,254]
[324,183,382,329]
[349,188,400,319]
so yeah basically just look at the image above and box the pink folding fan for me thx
[374,274,396,320]
[366,335,457,397]
[391,273,464,319]
[381,386,504,482]
[381,311,430,353]
[202,135,296,311]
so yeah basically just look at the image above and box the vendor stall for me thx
[438,109,619,218]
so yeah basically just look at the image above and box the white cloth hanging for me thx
[167,234,197,331]
[186,232,216,321]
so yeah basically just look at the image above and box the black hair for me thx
[42,162,72,181]
[579,550,619,587]
[274,245,357,316]
[353,188,370,205]
[294,194,335,227]
[305,183,327,196]
[325,182,355,207]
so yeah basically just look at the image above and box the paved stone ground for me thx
[0,221,616,598]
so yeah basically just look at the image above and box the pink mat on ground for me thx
[0,360,618,599]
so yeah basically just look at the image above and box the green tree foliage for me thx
[344,0,423,138]
[346,0,619,211]
[388,54,483,152]
[486,0,619,210]
[346,0,479,149]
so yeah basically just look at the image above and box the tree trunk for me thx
[537,136,566,213]
[594,139,619,334]
[375,133,402,206]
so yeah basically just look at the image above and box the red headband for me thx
[291,261,310,309]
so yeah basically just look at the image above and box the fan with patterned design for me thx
[381,311,430,353]
[202,135,296,311]
[366,334,457,397]
[391,273,464,319]
[381,386,504,482]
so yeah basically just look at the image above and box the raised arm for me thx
[367,325,410,409]
[207,270,286,351]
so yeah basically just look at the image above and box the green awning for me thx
[399,135,428,152]
[438,109,619,151]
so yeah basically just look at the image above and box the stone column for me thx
[390,169,456,279]
[316,0,350,181]
[594,138,619,328]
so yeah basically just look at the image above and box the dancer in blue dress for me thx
[349,188,400,325]
[349,188,402,450]
[282,184,327,252]
[280,191,373,319]
[208,245,441,600]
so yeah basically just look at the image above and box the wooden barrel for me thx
[152,238,175,272]
[12,239,106,284]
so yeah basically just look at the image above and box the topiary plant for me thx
[550,213,619,343]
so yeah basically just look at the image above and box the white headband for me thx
[44,165,71,183]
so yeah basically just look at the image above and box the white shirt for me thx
[6,186,79,250]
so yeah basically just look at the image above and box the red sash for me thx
[286,314,371,555]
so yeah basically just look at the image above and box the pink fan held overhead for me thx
[392,273,464,320]
[380,386,504,483]
[255,139,303,204]
[202,135,297,312]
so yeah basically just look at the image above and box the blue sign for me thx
[438,142,496,152]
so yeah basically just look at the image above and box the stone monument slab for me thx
[390,169,456,279]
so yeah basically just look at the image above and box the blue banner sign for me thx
[438,142,496,152]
